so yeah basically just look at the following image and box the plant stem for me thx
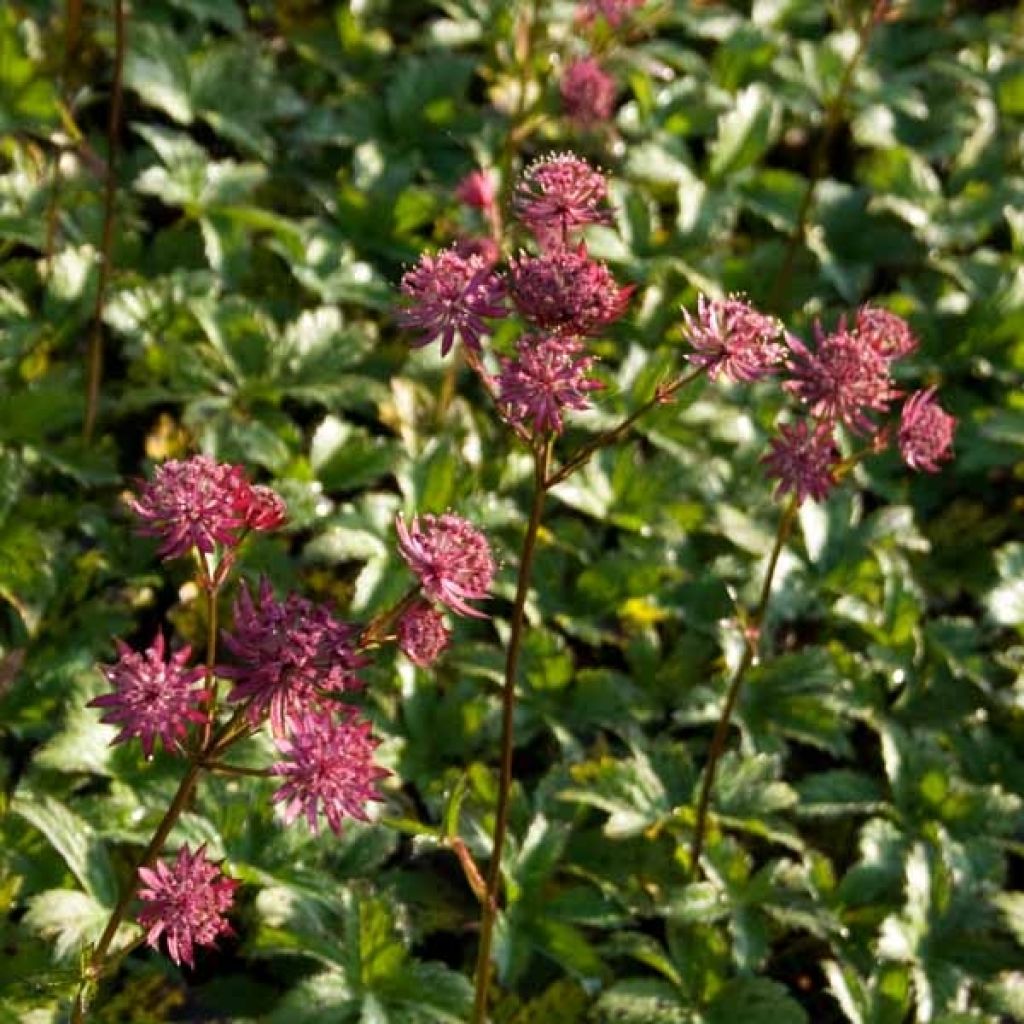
[768,2,886,310]
[71,760,203,1023]
[688,496,798,874]
[201,582,219,749]
[83,0,125,441]
[545,368,702,488]
[470,439,551,1024]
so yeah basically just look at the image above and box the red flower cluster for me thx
[497,334,603,437]
[560,58,617,126]
[221,578,366,737]
[396,513,495,619]
[128,455,287,561]
[396,601,452,668]
[89,633,209,759]
[684,296,955,503]
[137,845,237,968]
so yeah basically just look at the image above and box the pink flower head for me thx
[762,420,841,504]
[397,248,507,356]
[453,235,501,268]
[221,578,366,736]
[137,844,237,968]
[89,633,209,758]
[513,153,613,248]
[785,324,900,435]
[396,513,495,619]
[242,485,288,532]
[510,244,632,335]
[127,455,253,560]
[271,710,387,834]
[855,305,918,361]
[560,58,617,125]
[455,169,498,212]
[497,334,603,436]
[396,601,451,668]
[577,0,646,28]
[682,295,785,383]
[899,388,955,473]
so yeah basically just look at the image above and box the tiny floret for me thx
[89,633,209,758]
[560,58,617,125]
[398,248,507,356]
[137,844,237,968]
[497,334,602,436]
[762,420,840,504]
[513,154,612,248]
[396,513,496,619]
[899,388,955,473]
[271,710,387,834]
[682,295,785,383]
[785,324,900,435]
[396,601,452,668]
[510,244,632,336]
[127,455,253,560]
[221,578,366,736]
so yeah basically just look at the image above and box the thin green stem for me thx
[768,1,885,309]
[83,0,126,441]
[689,497,799,874]
[545,368,702,489]
[201,582,219,749]
[470,440,551,1024]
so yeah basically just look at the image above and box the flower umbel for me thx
[89,633,209,758]
[785,324,900,435]
[127,455,253,560]
[899,388,956,472]
[221,579,366,736]
[762,420,841,504]
[513,153,612,248]
[455,169,498,213]
[682,295,785,383]
[577,0,646,27]
[242,485,288,532]
[137,844,237,968]
[855,305,918,361]
[497,334,602,436]
[398,248,506,356]
[510,244,632,336]
[560,58,617,125]
[396,601,452,668]
[396,513,496,619]
[271,710,387,834]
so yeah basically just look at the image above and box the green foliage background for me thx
[2,0,1024,1021]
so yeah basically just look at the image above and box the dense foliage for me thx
[2,1,1024,1022]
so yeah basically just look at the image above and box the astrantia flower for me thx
[89,633,209,758]
[513,154,612,248]
[577,0,646,27]
[396,601,451,668]
[762,420,840,504]
[221,579,366,736]
[855,305,918,361]
[453,235,501,268]
[398,248,507,356]
[396,513,495,619]
[271,710,387,834]
[455,169,497,212]
[127,455,252,560]
[137,845,237,968]
[560,58,617,125]
[899,388,955,472]
[785,325,900,435]
[510,244,632,335]
[497,334,602,435]
[241,485,288,532]
[682,295,785,383]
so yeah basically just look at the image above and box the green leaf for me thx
[705,977,808,1024]
[11,790,117,907]
[22,889,115,961]
[708,84,779,181]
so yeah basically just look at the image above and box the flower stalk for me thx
[688,495,798,874]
